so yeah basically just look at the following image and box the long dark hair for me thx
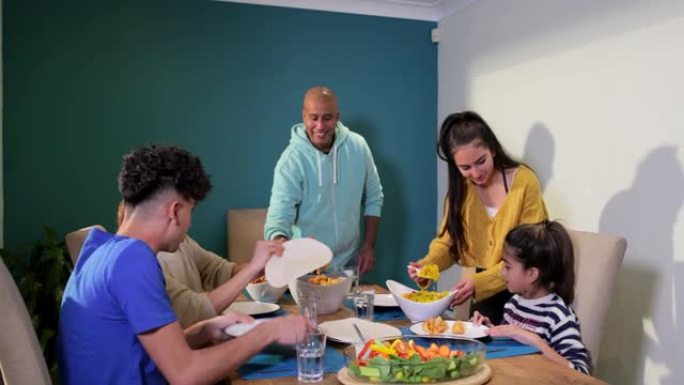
[504,220,576,304]
[437,111,520,261]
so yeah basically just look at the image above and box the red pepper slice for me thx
[357,339,375,360]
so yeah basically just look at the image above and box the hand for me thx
[488,325,542,347]
[248,240,285,273]
[450,276,475,306]
[470,311,493,328]
[358,244,375,274]
[407,261,430,288]
[407,261,423,279]
[261,315,312,345]
[202,312,255,344]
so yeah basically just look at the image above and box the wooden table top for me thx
[230,286,607,385]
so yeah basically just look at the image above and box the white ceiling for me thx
[219,0,477,21]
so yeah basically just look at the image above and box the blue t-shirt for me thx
[58,229,177,385]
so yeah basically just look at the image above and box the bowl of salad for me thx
[386,280,456,322]
[344,336,486,384]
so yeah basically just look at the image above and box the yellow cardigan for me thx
[419,166,547,301]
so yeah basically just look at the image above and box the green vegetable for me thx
[349,352,482,383]
[360,366,382,378]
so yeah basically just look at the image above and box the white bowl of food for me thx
[290,273,353,314]
[245,275,288,303]
[386,279,456,322]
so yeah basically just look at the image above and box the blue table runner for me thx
[238,345,346,380]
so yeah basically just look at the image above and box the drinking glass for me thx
[298,290,320,326]
[296,331,326,383]
[341,259,360,295]
[352,288,374,321]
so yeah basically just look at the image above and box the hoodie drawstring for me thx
[333,145,338,185]
[316,151,323,187]
[316,146,338,186]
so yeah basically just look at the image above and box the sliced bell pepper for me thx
[357,339,375,360]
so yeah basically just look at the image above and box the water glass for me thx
[298,290,320,325]
[297,331,326,383]
[352,289,374,321]
[342,261,360,295]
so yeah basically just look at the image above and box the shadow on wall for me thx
[598,146,684,385]
[522,122,555,192]
[347,119,408,286]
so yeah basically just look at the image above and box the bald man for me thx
[264,86,384,274]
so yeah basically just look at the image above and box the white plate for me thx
[374,293,398,307]
[224,318,269,337]
[265,239,333,288]
[224,301,280,316]
[409,320,489,339]
[318,318,402,344]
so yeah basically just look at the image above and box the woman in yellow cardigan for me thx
[408,111,547,323]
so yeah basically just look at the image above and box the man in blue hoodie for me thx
[265,86,384,274]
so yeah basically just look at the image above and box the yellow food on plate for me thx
[401,290,450,302]
[416,264,440,281]
[307,274,344,286]
[422,316,448,335]
[452,320,465,335]
[250,275,267,284]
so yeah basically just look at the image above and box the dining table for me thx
[229,285,608,385]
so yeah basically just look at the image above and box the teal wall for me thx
[3,0,437,284]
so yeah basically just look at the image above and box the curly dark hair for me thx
[118,145,212,205]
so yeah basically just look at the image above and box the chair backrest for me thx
[65,225,106,264]
[227,208,267,264]
[0,258,52,385]
[569,229,627,369]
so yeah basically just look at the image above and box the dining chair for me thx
[65,225,105,264]
[569,229,627,370]
[226,208,267,264]
[0,258,52,385]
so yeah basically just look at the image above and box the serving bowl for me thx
[291,273,353,314]
[245,278,288,303]
[386,280,456,322]
[344,336,487,384]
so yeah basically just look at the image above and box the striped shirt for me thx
[502,293,591,374]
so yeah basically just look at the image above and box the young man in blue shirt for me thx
[58,145,309,384]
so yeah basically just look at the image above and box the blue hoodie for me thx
[265,121,383,270]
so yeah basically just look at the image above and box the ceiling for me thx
[219,0,477,21]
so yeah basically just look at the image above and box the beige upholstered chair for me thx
[226,208,267,264]
[569,230,627,369]
[0,258,52,385]
[65,225,105,264]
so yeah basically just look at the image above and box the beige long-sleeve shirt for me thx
[157,236,235,328]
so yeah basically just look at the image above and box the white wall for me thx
[437,0,684,383]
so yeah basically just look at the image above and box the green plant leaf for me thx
[3,226,72,385]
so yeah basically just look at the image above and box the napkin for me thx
[484,337,540,359]
[237,345,346,380]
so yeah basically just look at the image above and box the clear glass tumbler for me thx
[296,331,326,383]
[352,289,375,321]
[298,290,320,326]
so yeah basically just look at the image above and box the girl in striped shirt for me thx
[472,220,591,374]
